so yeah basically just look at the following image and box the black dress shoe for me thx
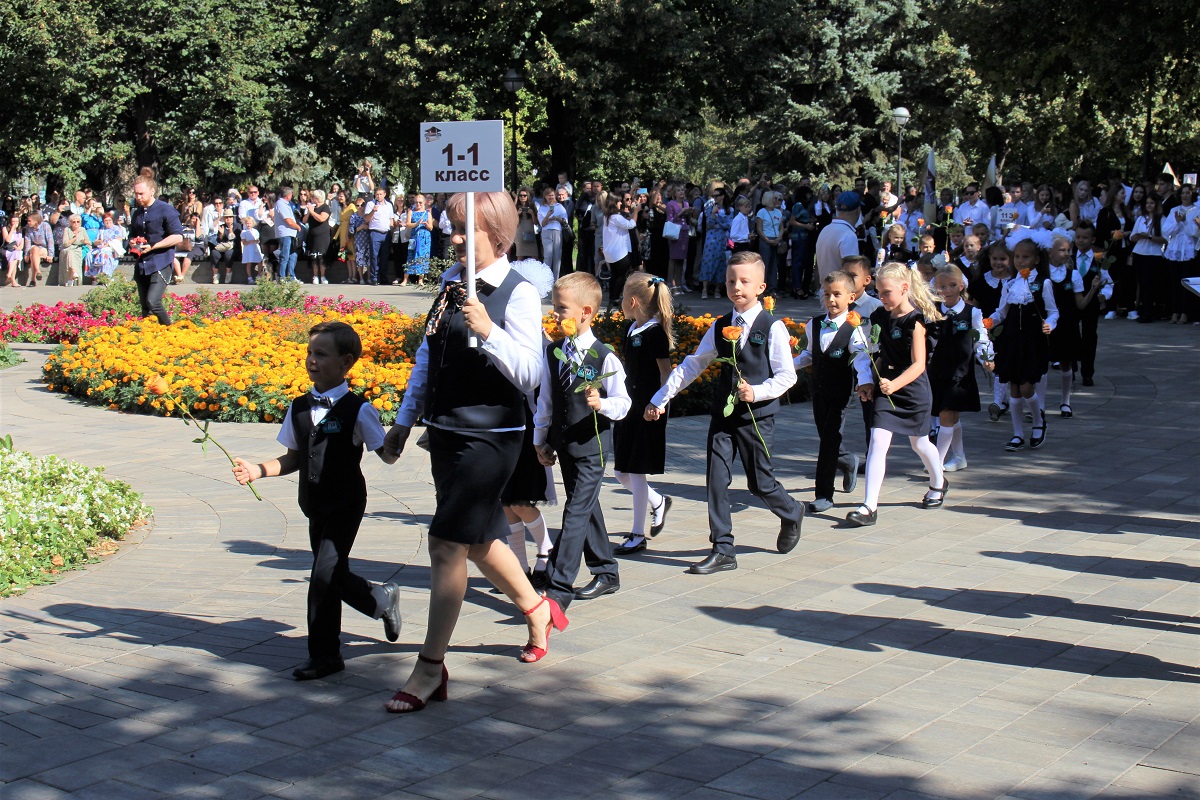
[574,577,619,600]
[614,535,647,555]
[379,582,403,642]
[528,569,549,592]
[649,496,673,538]
[687,552,737,575]
[922,478,949,509]
[777,516,803,554]
[1082,377,1094,386]
[845,507,877,527]
[292,658,345,681]
[840,453,860,494]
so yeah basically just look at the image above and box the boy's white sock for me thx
[506,522,529,573]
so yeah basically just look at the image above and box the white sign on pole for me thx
[419,120,505,193]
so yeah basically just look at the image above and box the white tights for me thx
[615,471,663,537]
[860,427,945,512]
[935,422,964,464]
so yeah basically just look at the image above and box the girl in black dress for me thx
[847,262,946,527]
[930,265,994,473]
[990,237,1058,452]
[613,273,676,555]
[975,241,1013,421]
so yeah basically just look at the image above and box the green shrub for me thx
[0,435,151,596]
[239,279,307,311]
[82,273,140,318]
[0,343,22,370]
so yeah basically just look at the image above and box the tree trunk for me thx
[546,95,576,184]
[133,95,158,175]
[1140,76,1155,181]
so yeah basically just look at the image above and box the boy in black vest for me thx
[646,252,804,574]
[534,272,631,607]
[794,271,874,512]
[233,321,403,681]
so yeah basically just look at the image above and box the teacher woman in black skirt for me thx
[383,191,567,714]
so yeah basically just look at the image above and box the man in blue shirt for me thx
[275,187,302,282]
[129,171,183,325]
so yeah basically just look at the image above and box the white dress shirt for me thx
[729,212,750,243]
[533,327,631,447]
[990,274,1060,331]
[396,257,544,430]
[602,214,637,262]
[278,381,386,451]
[650,303,797,410]
[1074,251,1113,301]
[365,199,395,233]
[954,199,989,228]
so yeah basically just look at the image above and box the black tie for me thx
[314,395,333,409]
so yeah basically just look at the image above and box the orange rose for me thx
[845,311,863,327]
[1111,230,1126,241]
[796,322,806,334]
[917,218,925,227]
[762,296,775,313]
[1093,249,1104,260]
[146,375,170,396]
[789,336,800,350]
[982,318,994,330]
[1019,268,1032,279]
[944,205,953,214]
[559,317,578,337]
[722,326,743,342]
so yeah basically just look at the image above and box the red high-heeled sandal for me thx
[519,596,569,663]
[385,653,448,714]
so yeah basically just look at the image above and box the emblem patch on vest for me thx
[749,331,767,346]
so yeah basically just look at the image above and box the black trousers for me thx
[813,389,852,501]
[1078,298,1101,379]
[606,254,634,308]
[134,266,172,325]
[307,503,377,662]
[545,449,617,610]
[706,414,801,556]
[838,393,874,461]
[577,229,595,274]
[1134,253,1167,317]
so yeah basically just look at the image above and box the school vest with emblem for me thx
[712,311,780,421]
[290,393,368,517]
[546,340,610,456]
[809,315,857,400]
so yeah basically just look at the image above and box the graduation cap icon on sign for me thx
[424,126,442,142]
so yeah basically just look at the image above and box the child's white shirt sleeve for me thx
[597,349,631,422]
[651,323,718,409]
[749,319,798,402]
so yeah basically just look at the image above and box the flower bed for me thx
[43,311,421,425]
[0,435,151,596]
[0,301,129,344]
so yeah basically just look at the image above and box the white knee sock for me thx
[1011,396,1026,437]
[616,470,650,537]
[993,378,1008,407]
[951,422,965,460]
[911,434,944,489]
[507,522,529,573]
[1034,375,1048,414]
[861,428,893,511]
[521,513,551,571]
[1060,370,1073,406]
[936,421,954,465]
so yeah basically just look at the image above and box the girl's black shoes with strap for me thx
[923,480,949,509]
[1005,436,1025,452]
[846,506,878,527]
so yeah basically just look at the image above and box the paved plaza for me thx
[0,284,1197,800]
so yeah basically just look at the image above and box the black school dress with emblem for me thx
[500,392,554,507]
[993,274,1050,386]
[613,321,670,474]
[869,307,933,437]
[928,304,981,413]
[1048,267,1082,365]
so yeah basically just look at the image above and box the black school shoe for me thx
[846,507,877,527]
[574,577,620,599]
[1030,414,1048,449]
[649,496,673,538]
[293,657,345,681]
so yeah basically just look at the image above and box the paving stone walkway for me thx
[1,286,1197,800]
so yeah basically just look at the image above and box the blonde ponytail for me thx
[878,261,944,323]
[623,272,676,348]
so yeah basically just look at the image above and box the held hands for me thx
[644,404,664,421]
[535,443,557,466]
[461,297,494,340]
[232,457,259,485]
[584,386,602,410]
[736,380,755,403]
[383,424,411,460]
[856,383,875,402]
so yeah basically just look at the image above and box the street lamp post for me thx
[892,107,911,193]
[502,68,524,192]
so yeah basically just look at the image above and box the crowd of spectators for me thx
[2,166,1195,325]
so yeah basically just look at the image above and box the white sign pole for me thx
[465,191,477,347]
